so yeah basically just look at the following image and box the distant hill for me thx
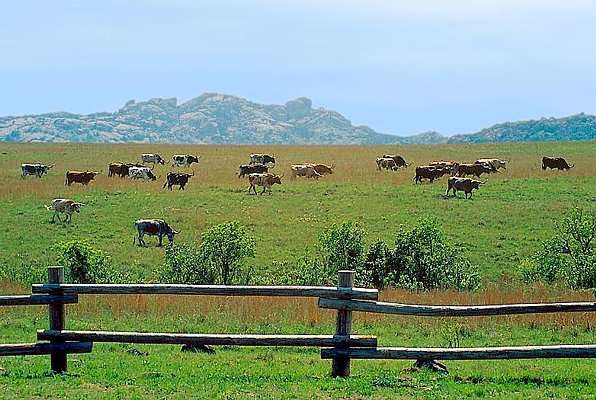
[0,93,594,144]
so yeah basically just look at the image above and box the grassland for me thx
[0,141,595,398]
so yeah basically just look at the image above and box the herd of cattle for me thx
[20,153,576,245]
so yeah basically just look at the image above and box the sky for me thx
[2,0,596,136]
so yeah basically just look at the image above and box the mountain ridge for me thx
[1,93,594,144]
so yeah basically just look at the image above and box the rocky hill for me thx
[0,93,594,144]
[0,94,398,144]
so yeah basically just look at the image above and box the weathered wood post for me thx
[47,266,67,373]
[332,270,354,377]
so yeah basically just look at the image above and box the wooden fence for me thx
[2,266,596,377]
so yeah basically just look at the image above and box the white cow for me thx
[140,153,166,166]
[129,166,157,180]
[172,154,200,167]
[46,199,85,223]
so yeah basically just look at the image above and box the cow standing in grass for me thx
[291,164,322,179]
[163,172,193,190]
[542,157,574,170]
[141,153,166,167]
[21,163,54,178]
[446,177,485,199]
[133,219,180,247]
[65,171,100,186]
[46,199,85,223]
[172,155,200,167]
[248,173,283,195]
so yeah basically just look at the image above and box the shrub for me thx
[267,251,325,286]
[319,222,366,284]
[160,243,216,284]
[54,240,120,283]
[522,207,595,289]
[199,221,255,285]
[357,219,480,291]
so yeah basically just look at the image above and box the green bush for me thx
[267,251,325,286]
[319,222,365,284]
[358,219,480,291]
[198,221,255,285]
[160,243,216,284]
[54,240,121,283]
[522,207,595,289]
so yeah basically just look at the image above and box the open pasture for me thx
[1,140,595,398]
[0,141,594,281]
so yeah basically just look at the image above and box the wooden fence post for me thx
[331,270,354,377]
[47,266,67,373]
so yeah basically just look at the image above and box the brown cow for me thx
[108,162,141,178]
[308,163,334,175]
[65,170,100,186]
[542,157,574,170]
[454,163,494,177]
[291,164,323,179]
[414,166,452,184]
[248,173,283,195]
[382,155,409,168]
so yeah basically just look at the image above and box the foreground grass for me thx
[1,285,595,398]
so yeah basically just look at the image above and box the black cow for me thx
[446,177,485,199]
[237,164,269,177]
[163,172,194,190]
[133,219,180,247]
[542,157,574,170]
[21,163,54,178]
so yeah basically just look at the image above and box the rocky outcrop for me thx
[1,94,594,144]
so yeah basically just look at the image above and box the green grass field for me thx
[0,141,595,398]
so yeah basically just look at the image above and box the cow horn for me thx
[280,173,285,178]
[78,202,86,206]
[570,164,575,169]
[191,171,195,176]
[330,164,335,169]
[173,230,181,234]
[49,164,55,168]
[480,180,486,184]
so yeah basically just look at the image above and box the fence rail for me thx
[318,298,596,317]
[0,294,78,307]
[32,283,378,300]
[0,342,92,357]
[37,330,377,348]
[321,345,596,360]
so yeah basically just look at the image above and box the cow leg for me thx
[260,186,266,195]
[158,234,163,247]
[51,212,57,223]
[138,232,145,247]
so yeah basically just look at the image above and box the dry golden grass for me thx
[1,141,594,200]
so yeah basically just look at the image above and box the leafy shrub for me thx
[54,240,121,283]
[198,221,255,285]
[160,243,216,284]
[0,254,47,284]
[357,219,480,291]
[522,207,595,289]
[319,222,366,284]
[267,251,326,286]
[359,240,392,289]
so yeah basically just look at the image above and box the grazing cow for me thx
[65,170,100,186]
[475,158,507,171]
[133,219,180,247]
[141,153,166,166]
[248,173,283,194]
[376,157,398,171]
[382,155,409,168]
[46,198,85,223]
[129,166,157,181]
[172,154,200,167]
[446,177,485,199]
[21,163,54,178]
[454,163,494,178]
[542,157,574,170]
[108,162,141,178]
[309,163,334,175]
[414,166,452,184]
[249,154,276,165]
[237,164,269,177]
[291,164,323,179]
[163,172,193,190]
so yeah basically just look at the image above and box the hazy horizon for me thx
[2,1,596,137]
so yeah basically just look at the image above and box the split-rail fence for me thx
[1,266,595,377]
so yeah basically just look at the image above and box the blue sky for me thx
[2,0,595,136]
